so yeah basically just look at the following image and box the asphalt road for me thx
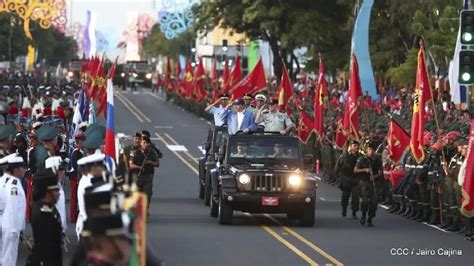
[17,87,474,266]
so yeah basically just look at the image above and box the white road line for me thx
[319,197,326,201]
[166,145,188,152]
[378,204,389,210]
[154,126,174,129]
[422,222,448,233]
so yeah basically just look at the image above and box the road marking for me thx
[422,222,448,233]
[244,213,319,266]
[155,133,199,175]
[145,91,163,100]
[115,94,144,123]
[166,145,188,152]
[163,133,199,163]
[378,204,389,210]
[264,215,344,266]
[157,131,342,265]
[319,197,326,201]
[154,126,174,129]
[116,91,152,123]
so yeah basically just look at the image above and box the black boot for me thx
[401,205,412,217]
[397,201,407,215]
[387,202,399,213]
[367,217,374,227]
[360,213,366,225]
[440,216,453,229]
[414,207,424,221]
[429,211,441,225]
[342,206,347,217]
[351,211,358,219]
[407,204,418,219]
[446,219,461,232]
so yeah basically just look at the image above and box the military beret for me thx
[141,130,151,138]
[0,125,16,140]
[36,125,58,141]
[133,132,142,138]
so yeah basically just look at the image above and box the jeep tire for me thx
[204,172,211,206]
[209,196,218,217]
[218,190,233,225]
[299,197,315,227]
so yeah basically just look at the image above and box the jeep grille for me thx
[251,174,286,192]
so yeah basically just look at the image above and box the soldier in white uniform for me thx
[0,154,15,254]
[1,154,26,266]
[256,99,294,134]
[45,156,68,232]
[76,153,106,240]
[255,94,268,127]
[244,93,258,117]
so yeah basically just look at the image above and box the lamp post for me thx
[0,0,66,71]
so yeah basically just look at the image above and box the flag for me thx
[164,57,173,93]
[184,60,193,99]
[104,78,116,173]
[297,111,314,143]
[461,116,474,217]
[335,111,348,149]
[67,88,87,171]
[211,57,219,101]
[410,41,433,163]
[97,63,116,117]
[193,57,208,103]
[314,56,328,138]
[223,55,242,93]
[277,62,293,111]
[388,119,411,164]
[343,54,363,140]
[230,57,266,99]
[221,56,230,89]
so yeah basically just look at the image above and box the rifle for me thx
[20,232,33,251]
[137,149,154,178]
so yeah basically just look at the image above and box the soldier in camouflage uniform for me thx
[426,142,445,225]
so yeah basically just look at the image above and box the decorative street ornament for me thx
[157,0,199,39]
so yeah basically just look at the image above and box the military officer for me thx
[1,154,26,266]
[0,125,16,164]
[205,93,230,126]
[334,139,362,219]
[243,93,257,117]
[256,99,294,134]
[129,136,160,209]
[0,154,14,254]
[34,125,58,171]
[45,156,68,233]
[28,168,62,266]
[354,142,383,226]
[68,132,85,222]
[76,153,106,240]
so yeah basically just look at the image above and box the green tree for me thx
[192,0,352,79]
[141,25,195,59]
[0,13,28,61]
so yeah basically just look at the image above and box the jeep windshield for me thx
[227,136,302,166]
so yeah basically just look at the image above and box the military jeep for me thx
[198,125,227,205]
[209,132,317,226]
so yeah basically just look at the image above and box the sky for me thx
[67,0,197,60]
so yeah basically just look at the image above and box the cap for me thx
[255,94,267,102]
[45,156,66,171]
[84,189,112,212]
[77,153,105,166]
[349,139,360,145]
[34,169,60,191]
[243,93,253,99]
[269,99,279,105]
[36,125,58,141]
[0,154,16,166]
[235,99,245,105]
[141,130,150,138]
[81,214,128,237]
[7,154,25,167]
[219,93,230,100]
[0,125,16,140]
[83,128,105,150]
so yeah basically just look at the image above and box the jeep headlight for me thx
[145,73,152,79]
[288,174,302,187]
[238,174,251,185]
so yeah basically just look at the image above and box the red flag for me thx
[223,55,242,93]
[461,116,474,217]
[343,54,363,140]
[297,111,314,143]
[184,60,193,99]
[410,41,433,163]
[230,57,266,99]
[97,63,117,117]
[193,57,208,103]
[388,119,410,164]
[221,56,230,89]
[313,57,328,138]
[277,62,293,111]
[165,57,173,93]
[211,57,219,101]
[335,111,348,149]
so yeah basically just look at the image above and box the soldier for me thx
[141,130,163,159]
[0,124,16,158]
[1,154,26,266]
[243,93,257,117]
[440,133,460,229]
[68,132,85,222]
[76,153,106,240]
[334,139,362,219]
[0,154,14,254]
[427,142,445,225]
[354,142,382,226]
[118,132,141,184]
[45,156,68,233]
[446,139,467,232]
[255,99,294,134]
[204,93,230,126]
[129,136,160,209]
[457,150,473,241]
[34,125,58,171]
[28,168,62,266]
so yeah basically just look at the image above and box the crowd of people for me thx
[0,73,163,265]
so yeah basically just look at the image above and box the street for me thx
[16,88,472,266]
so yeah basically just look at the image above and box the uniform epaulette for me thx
[40,205,53,213]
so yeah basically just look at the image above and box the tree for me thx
[141,25,195,59]
[192,0,352,79]
[0,13,28,61]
